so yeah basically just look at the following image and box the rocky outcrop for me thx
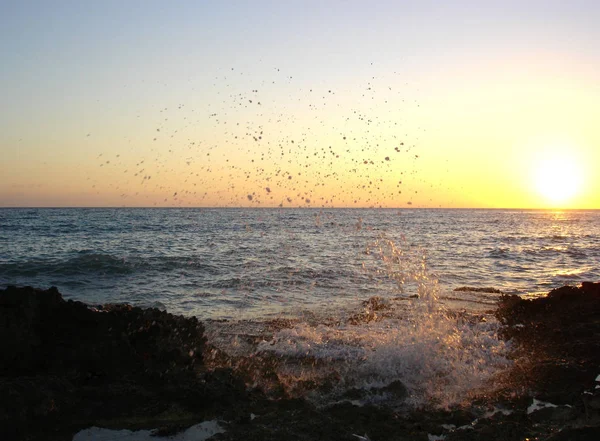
[454,286,503,293]
[3,283,600,441]
[0,286,252,440]
[0,286,206,379]
[496,282,600,403]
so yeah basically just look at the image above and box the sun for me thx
[532,152,583,207]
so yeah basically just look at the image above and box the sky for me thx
[1,0,599,208]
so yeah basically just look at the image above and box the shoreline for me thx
[2,207,600,211]
[1,284,600,440]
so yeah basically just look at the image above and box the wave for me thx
[0,251,222,278]
[251,288,510,409]
[1,253,134,277]
[211,237,512,409]
[453,286,503,294]
[487,247,510,258]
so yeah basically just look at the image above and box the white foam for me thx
[427,434,446,441]
[256,237,512,408]
[482,407,513,418]
[456,424,475,431]
[527,399,557,414]
[72,420,225,441]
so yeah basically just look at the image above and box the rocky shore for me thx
[1,284,600,440]
[0,286,258,440]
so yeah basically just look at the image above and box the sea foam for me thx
[255,236,512,408]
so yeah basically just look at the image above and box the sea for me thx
[2,207,599,408]
[2,208,598,319]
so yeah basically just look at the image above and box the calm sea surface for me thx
[1,208,599,320]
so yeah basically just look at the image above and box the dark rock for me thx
[546,426,600,441]
[337,380,407,405]
[347,296,392,324]
[528,404,578,423]
[454,286,503,294]
[582,390,600,413]
[380,380,408,399]
[581,281,600,295]
[361,296,391,311]
[3,283,600,441]
[493,282,600,436]
[0,286,206,379]
[0,286,253,440]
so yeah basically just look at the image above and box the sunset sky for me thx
[2,1,599,208]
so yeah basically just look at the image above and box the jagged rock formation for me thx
[2,283,600,441]
[0,286,252,440]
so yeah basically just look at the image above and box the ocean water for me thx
[2,207,599,408]
[1,208,599,320]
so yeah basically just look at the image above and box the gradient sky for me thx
[2,0,599,208]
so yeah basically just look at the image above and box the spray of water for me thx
[254,235,512,408]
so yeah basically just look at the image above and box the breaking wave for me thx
[211,236,512,409]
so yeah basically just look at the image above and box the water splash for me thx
[254,236,512,408]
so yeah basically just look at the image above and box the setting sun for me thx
[3,3,600,440]
[533,152,583,206]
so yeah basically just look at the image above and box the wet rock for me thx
[3,283,600,440]
[528,403,578,423]
[0,286,206,379]
[497,282,600,329]
[337,380,407,404]
[546,426,600,441]
[580,281,600,295]
[380,380,408,399]
[582,389,600,414]
[493,282,600,437]
[347,296,391,324]
[454,286,503,294]
[361,296,391,311]
[0,286,252,440]
[495,283,600,394]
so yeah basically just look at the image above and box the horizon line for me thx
[1,206,598,211]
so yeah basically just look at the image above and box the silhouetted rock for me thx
[0,286,252,440]
[454,286,503,293]
[495,282,600,429]
[546,426,600,441]
[0,286,206,379]
[3,283,600,440]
